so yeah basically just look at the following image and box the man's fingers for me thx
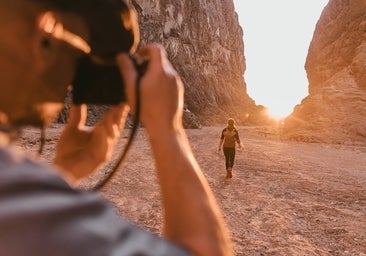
[116,45,166,107]
[138,44,163,63]
[116,53,137,110]
[68,104,87,128]
[99,103,129,135]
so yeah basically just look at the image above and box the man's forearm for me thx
[148,128,232,256]
[218,139,223,150]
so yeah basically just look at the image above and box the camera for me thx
[72,57,126,105]
[71,0,139,105]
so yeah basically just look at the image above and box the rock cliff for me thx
[129,0,255,126]
[284,0,366,144]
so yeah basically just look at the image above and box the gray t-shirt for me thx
[0,147,189,256]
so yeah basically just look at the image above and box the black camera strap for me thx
[91,58,145,191]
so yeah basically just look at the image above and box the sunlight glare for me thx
[233,0,329,118]
[268,105,292,120]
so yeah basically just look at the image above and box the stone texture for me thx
[284,0,366,144]
[130,0,255,126]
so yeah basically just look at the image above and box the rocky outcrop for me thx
[130,0,255,125]
[284,0,366,144]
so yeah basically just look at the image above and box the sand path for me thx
[19,125,366,255]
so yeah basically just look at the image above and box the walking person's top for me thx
[218,118,242,150]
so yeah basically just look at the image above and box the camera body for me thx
[72,57,126,105]
[71,0,139,105]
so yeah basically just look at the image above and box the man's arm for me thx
[149,123,232,255]
[117,44,233,256]
[235,130,242,148]
[218,138,224,151]
[218,129,224,151]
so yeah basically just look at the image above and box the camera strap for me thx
[91,58,146,191]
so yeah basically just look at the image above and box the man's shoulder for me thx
[0,146,69,188]
[0,147,189,256]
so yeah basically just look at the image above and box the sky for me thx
[233,0,329,119]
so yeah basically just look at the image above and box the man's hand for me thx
[53,103,129,185]
[117,44,184,135]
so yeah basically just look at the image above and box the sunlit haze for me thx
[233,0,329,119]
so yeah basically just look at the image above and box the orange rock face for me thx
[284,0,366,144]
[133,0,255,126]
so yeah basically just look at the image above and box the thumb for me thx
[68,104,87,128]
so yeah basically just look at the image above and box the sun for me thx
[267,103,294,120]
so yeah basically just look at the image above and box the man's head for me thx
[0,0,138,127]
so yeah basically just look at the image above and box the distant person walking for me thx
[218,118,242,178]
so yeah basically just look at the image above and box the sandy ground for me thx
[18,125,366,256]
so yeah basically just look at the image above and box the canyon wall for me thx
[129,0,255,126]
[284,0,366,144]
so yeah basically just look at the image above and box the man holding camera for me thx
[0,0,233,255]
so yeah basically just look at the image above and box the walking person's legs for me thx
[223,148,230,170]
[227,148,235,178]
[229,148,236,170]
[223,148,231,178]
[223,148,234,178]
